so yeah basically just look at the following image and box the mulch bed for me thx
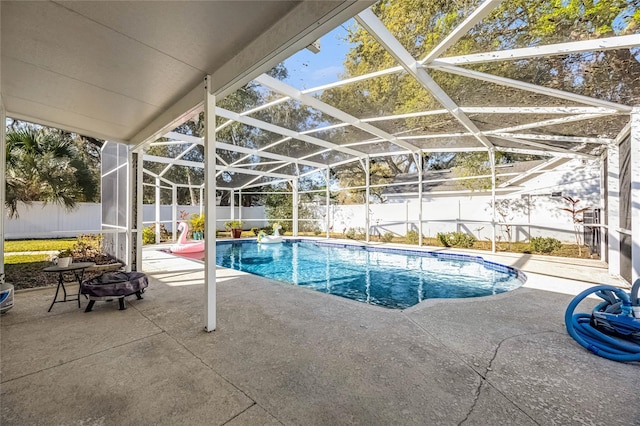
[5,254,122,291]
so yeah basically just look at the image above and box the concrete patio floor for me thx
[1,247,638,425]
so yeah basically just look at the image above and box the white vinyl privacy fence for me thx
[4,202,267,239]
[307,195,593,243]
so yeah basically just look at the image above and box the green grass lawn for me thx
[4,254,52,265]
[4,238,75,253]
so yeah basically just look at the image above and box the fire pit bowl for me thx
[81,271,148,312]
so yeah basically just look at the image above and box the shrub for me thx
[142,226,156,245]
[72,234,103,259]
[313,228,322,236]
[405,230,419,244]
[436,232,476,248]
[530,237,562,254]
[381,232,394,243]
[142,224,170,245]
[345,227,366,240]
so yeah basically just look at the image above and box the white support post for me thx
[199,187,204,215]
[125,150,133,272]
[0,99,5,279]
[136,151,143,271]
[417,154,423,247]
[607,143,621,277]
[326,167,331,239]
[155,177,161,244]
[365,157,370,243]
[599,156,607,262]
[204,76,217,332]
[230,189,235,221]
[490,149,497,253]
[292,179,299,237]
[171,185,177,242]
[630,108,640,283]
[238,189,242,225]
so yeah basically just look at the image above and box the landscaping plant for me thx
[530,237,562,254]
[437,232,476,248]
[560,196,589,256]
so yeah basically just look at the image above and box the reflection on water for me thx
[215,241,523,309]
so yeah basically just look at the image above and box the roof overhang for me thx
[1,0,374,145]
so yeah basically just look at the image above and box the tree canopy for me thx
[315,0,639,194]
[5,122,101,217]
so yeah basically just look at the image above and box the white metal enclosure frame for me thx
[139,3,640,296]
[3,1,639,330]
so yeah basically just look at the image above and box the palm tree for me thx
[5,127,95,218]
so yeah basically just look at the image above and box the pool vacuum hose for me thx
[564,281,640,362]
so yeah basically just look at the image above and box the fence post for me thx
[326,167,330,239]
[490,149,497,253]
[171,185,177,242]
[417,153,423,247]
[238,189,242,225]
[292,178,299,237]
[365,157,370,243]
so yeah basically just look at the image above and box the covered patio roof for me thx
[1,1,371,144]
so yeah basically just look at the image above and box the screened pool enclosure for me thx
[3,0,638,332]
[133,1,639,291]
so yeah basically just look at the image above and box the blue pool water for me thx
[215,240,525,309]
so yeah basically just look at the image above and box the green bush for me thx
[405,230,419,244]
[142,226,156,245]
[380,232,394,243]
[142,224,170,245]
[345,227,366,240]
[436,232,476,248]
[530,237,562,254]
[72,234,103,259]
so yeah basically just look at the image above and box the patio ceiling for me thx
[149,1,639,191]
[2,1,638,192]
[1,0,372,144]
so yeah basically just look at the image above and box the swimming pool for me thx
[215,240,525,309]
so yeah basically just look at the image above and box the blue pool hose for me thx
[564,281,640,362]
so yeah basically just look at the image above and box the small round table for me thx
[43,262,95,312]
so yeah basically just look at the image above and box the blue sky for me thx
[282,19,356,90]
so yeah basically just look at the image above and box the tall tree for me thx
[321,0,639,191]
[5,126,99,217]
